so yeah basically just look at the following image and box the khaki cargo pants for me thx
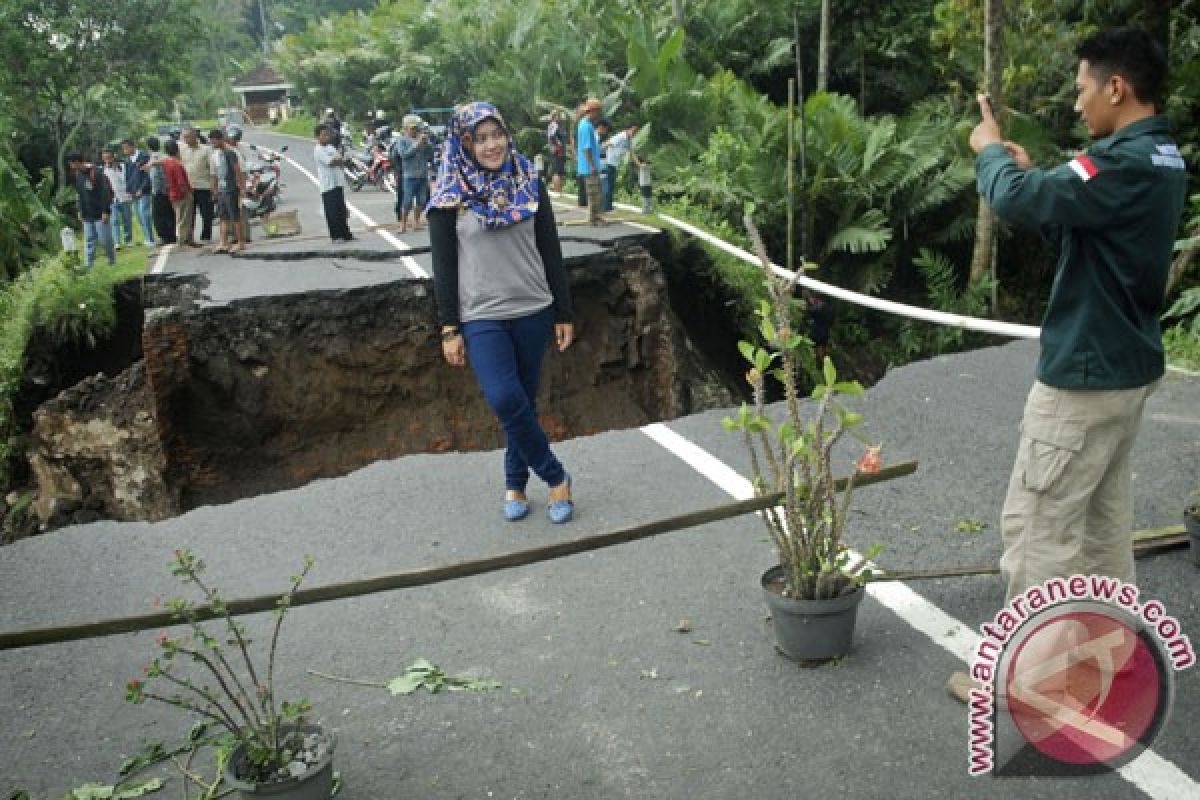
[1000,380,1157,601]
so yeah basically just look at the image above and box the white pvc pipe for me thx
[649,208,1040,340]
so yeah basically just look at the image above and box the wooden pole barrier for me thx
[875,525,1188,582]
[0,462,918,651]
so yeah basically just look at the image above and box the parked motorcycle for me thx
[366,145,396,193]
[242,144,287,218]
[341,145,369,191]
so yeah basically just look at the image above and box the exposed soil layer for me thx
[26,241,737,524]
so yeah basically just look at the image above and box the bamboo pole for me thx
[0,463,918,651]
[875,525,1188,583]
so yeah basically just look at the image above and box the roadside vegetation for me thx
[271,113,320,139]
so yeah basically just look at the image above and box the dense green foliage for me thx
[272,0,1197,362]
[0,254,147,485]
[0,139,66,282]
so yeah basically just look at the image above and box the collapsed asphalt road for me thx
[1,333,1197,799]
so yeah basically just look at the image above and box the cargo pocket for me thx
[1019,415,1085,493]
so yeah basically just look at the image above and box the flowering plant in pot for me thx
[722,219,882,661]
[126,550,334,798]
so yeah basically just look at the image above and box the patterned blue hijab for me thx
[427,102,541,229]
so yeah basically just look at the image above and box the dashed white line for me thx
[639,420,1198,798]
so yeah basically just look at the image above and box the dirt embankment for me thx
[21,243,734,528]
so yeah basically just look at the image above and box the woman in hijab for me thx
[428,102,576,524]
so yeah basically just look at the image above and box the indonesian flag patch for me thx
[1068,154,1099,182]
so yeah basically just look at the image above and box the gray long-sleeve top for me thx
[429,181,573,327]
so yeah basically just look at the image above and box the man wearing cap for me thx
[395,114,434,232]
[576,98,605,225]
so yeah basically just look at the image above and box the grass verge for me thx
[0,247,148,486]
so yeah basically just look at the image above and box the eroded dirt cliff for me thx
[27,243,734,523]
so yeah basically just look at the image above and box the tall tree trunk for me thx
[968,0,1004,290]
[858,31,866,114]
[794,10,809,261]
[817,0,830,93]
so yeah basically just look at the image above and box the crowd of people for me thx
[66,124,255,267]
[546,98,650,225]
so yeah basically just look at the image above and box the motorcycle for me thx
[241,144,287,218]
[365,144,396,193]
[341,143,370,191]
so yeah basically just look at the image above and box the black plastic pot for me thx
[223,724,335,799]
[1186,505,1200,567]
[761,565,864,661]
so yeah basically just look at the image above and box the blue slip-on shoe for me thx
[546,474,574,524]
[503,497,530,521]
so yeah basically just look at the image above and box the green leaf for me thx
[67,780,163,800]
[832,381,864,397]
[737,340,758,365]
[758,317,776,344]
[843,412,864,427]
[386,673,425,696]
[822,357,837,386]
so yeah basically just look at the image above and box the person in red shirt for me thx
[162,140,192,243]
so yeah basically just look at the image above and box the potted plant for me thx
[723,218,882,662]
[126,550,335,798]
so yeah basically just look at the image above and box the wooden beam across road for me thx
[0,462,918,651]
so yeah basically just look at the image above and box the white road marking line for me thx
[150,243,175,275]
[620,219,660,234]
[639,420,1198,798]
[267,147,427,279]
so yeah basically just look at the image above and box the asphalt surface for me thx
[1,129,1198,799]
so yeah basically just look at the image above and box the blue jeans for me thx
[462,306,566,492]
[133,194,155,246]
[401,176,428,215]
[83,218,115,267]
[110,201,133,245]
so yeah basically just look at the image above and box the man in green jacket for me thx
[947,26,1188,707]
[971,27,1188,602]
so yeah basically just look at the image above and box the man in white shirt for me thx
[314,124,353,242]
[101,147,133,249]
[178,126,213,245]
[602,123,640,212]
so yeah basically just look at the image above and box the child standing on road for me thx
[638,159,653,214]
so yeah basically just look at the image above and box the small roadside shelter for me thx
[231,64,294,124]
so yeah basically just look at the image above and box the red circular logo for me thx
[1003,608,1166,768]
